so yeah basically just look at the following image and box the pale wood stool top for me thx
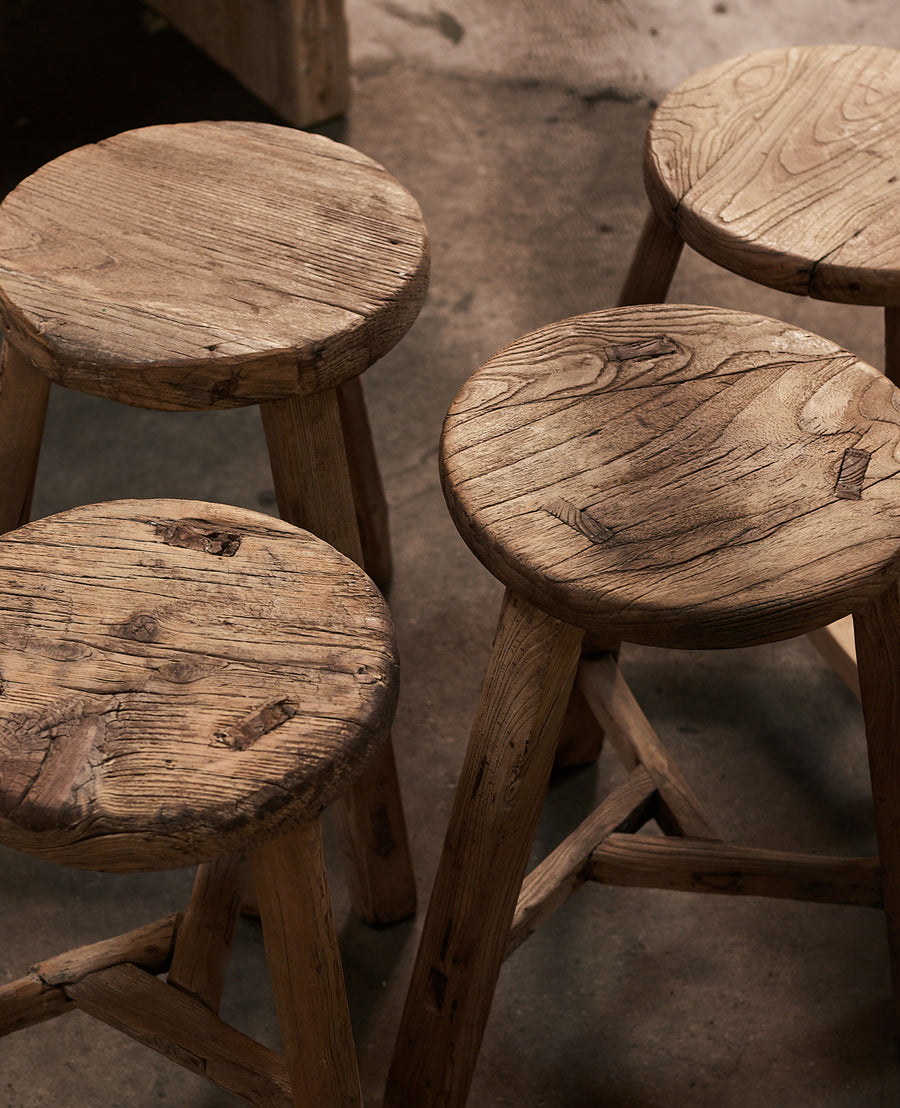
[0,120,429,410]
[0,498,398,872]
[441,304,900,649]
[644,44,900,305]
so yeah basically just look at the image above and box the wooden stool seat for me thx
[0,498,398,1105]
[441,304,900,648]
[0,119,429,924]
[0,120,428,410]
[386,305,900,1106]
[641,44,900,306]
[621,44,900,692]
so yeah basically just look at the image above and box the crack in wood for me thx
[154,522,242,557]
[213,697,297,751]
[835,447,871,500]
[546,498,614,544]
[606,336,678,362]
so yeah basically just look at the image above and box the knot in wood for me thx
[154,521,242,557]
[115,613,159,643]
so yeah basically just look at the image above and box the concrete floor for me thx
[1,1,899,1105]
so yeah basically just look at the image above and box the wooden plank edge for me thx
[589,832,882,908]
[505,767,657,958]
[67,963,292,1107]
[0,913,181,1038]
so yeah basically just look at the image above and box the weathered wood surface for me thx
[0,339,49,534]
[441,304,900,649]
[262,388,416,923]
[589,833,882,908]
[67,964,293,1106]
[251,818,364,1106]
[0,121,429,410]
[149,0,349,127]
[385,591,583,1108]
[0,914,179,1036]
[644,44,900,304]
[0,498,398,871]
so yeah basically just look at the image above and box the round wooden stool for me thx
[0,119,429,923]
[385,304,900,1107]
[0,498,399,1106]
[619,43,900,699]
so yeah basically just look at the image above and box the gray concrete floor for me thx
[1,1,900,1105]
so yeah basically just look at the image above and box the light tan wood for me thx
[385,590,583,1108]
[807,615,860,698]
[262,389,416,924]
[166,854,243,1011]
[506,766,655,957]
[589,833,882,908]
[0,121,429,411]
[0,339,50,534]
[644,45,900,305]
[338,377,393,591]
[252,818,364,1107]
[0,913,179,1036]
[0,499,398,870]
[387,305,900,1103]
[441,304,900,649]
[617,207,683,306]
[149,0,349,126]
[67,964,292,1106]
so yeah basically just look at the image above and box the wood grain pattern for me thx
[0,340,50,534]
[67,964,292,1106]
[441,304,900,648]
[0,121,429,410]
[262,388,416,923]
[644,45,900,305]
[251,818,363,1106]
[0,913,179,1036]
[149,0,350,127]
[385,591,583,1108]
[589,833,882,908]
[0,498,398,871]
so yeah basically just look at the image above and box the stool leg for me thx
[261,389,416,925]
[0,340,50,534]
[884,306,900,387]
[617,207,684,306]
[337,377,393,593]
[853,582,900,1019]
[385,590,583,1107]
[251,818,363,1107]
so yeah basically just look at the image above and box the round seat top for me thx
[0,499,398,871]
[441,304,900,649]
[0,121,430,410]
[645,44,900,305]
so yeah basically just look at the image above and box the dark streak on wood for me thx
[154,522,242,557]
[215,698,297,751]
[606,336,678,362]
[545,498,614,544]
[835,447,871,500]
[115,613,159,643]
[370,803,396,858]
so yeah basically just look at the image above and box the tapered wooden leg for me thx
[0,340,51,534]
[251,819,363,1107]
[385,591,583,1108]
[853,581,900,1019]
[167,854,244,1011]
[337,377,392,592]
[261,389,416,924]
[617,207,684,307]
[884,306,900,387]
